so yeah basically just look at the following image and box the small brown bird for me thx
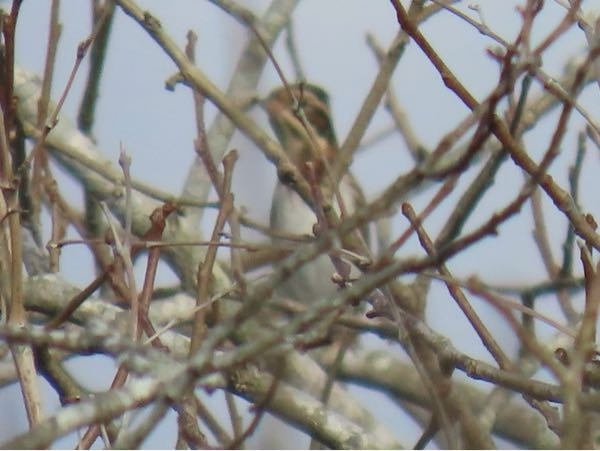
[265,83,368,309]
[263,84,370,449]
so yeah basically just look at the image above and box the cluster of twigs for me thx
[1,0,600,448]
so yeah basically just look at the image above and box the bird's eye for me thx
[308,110,328,133]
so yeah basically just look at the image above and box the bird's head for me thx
[263,83,337,181]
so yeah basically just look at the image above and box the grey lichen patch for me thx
[302,403,367,450]
[227,365,266,395]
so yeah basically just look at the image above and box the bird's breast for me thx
[269,175,363,303]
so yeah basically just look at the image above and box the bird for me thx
[260,83,373,450]
[263,82,369,338]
